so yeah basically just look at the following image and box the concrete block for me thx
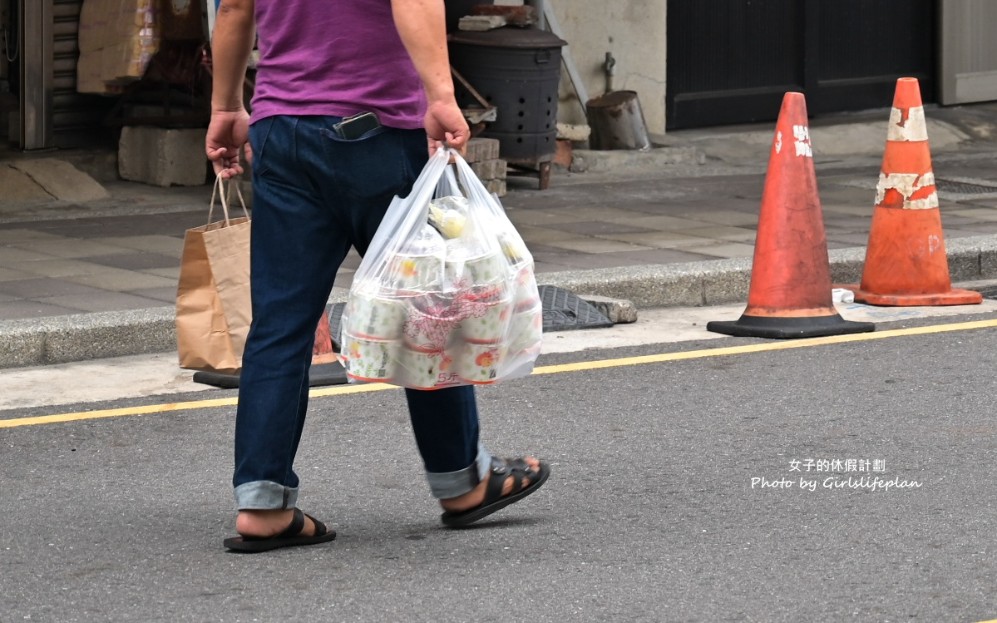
[119,126,209,187]
[466,137,500,163]
[579,294,638,323]
[471,158,506,180]
[484,179,507,197]
[11,158,110,201]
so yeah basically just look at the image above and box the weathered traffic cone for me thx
[843,77,981,306]
[707,92,874,339]
[312,308,338,365]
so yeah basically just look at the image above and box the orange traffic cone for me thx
[707,92,874,339]
[312,308,337,365]
[192,311,345,388]
[844,77,981,306]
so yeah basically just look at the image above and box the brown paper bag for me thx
[175,177,252,373]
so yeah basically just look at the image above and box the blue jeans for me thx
[233,115,491,510]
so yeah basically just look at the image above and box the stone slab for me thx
[10,158,110,202]
[458,15,507,30]
[0,165,54,202]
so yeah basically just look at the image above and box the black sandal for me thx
[224,508,337,553]
[441,457,551,528]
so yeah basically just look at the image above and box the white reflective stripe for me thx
[887,106,929,142]
[875,172,939,210]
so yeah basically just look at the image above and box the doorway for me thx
[666,0,937,129]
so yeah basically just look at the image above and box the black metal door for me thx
[52,0,113,149]
[666,0,937,129]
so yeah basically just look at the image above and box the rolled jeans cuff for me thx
[234,480,299,510]
[425,443,492,499]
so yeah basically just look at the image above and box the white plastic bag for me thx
[338,148,542,389]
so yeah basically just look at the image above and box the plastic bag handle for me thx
[360,148,453,280]
[207,174,250,226]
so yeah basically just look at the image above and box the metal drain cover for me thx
[538,285,614,332]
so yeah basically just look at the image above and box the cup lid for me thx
[400,224,446,256]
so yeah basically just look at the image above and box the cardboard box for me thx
[77,0,160,94]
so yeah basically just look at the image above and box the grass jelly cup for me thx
[385,224,446,292]
[444,234,508,289]
[396,347,461,390]
[455,341,507,384]
[497,229,531,269]
[457,284,513,344]
[340,332,400,383]
[341,289,407,340]
[402,293,463,353]
[512,265,541,308]
[507,300,543,354]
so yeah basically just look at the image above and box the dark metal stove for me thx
[449,27,566,189]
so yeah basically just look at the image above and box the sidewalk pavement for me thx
[2,102,997,368]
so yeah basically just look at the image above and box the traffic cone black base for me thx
[706,313,874,339]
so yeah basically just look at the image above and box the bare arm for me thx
[206,0,256,177]
[390,0,469,154]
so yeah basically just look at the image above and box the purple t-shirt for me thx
[250,0,427,129]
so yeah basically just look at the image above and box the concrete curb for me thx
[3,235,997,370]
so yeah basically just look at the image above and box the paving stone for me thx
[7,259,117,278]
[0,300,83,320]
[0,278,108,299]
[83,253,181,271]
[555,220,658,236]
[63,270,178,292]
[541,238,654,254]
[35,292,166,313]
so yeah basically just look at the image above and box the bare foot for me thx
[440,456,541,513]
[235,509,319,538]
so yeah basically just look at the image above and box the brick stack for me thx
[464,137,507,197]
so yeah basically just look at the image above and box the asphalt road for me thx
[3,311,997,622]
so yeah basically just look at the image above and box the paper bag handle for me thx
[208,174,250,225]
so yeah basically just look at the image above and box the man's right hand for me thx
[425,98,470,157]
[206,109,251,179]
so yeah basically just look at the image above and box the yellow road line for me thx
[3,317,996,430]
[532,317,997,374]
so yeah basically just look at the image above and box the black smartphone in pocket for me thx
[332,112,381,140]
